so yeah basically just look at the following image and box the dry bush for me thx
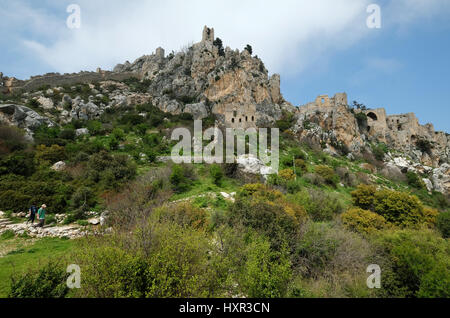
[65,163,85,179]
[336,167,358,187]
[361,150,384,169]
[380,165,407,183]
[356,172,372,185]
[303,172,325,186]
[0,125,29,155]
[105,166,173,229]
[292,222,373,297]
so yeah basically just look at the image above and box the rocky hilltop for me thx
[0,26,449,195]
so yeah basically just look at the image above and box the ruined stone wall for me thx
[215,103,257,129]
[299,93,348,110]
[4,71,139,94]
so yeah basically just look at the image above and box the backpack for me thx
[30,206,38,215]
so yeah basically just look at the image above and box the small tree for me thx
[213,38,225,57]
[210,164,224,186]
[244,44,253,55]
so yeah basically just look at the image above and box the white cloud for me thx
[3,0,450,78]
[15,0,372,76]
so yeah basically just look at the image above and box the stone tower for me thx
[155,47,165,59]
[202,26,215,43]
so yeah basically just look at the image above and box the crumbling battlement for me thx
[299,93,348,111]
[1,69,140,94]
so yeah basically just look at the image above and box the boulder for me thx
[88,218,100,226]
[423,178,433,192]
[184,102,208,120]
[431,163,450,195]
[36,96,54,110]
[236,154,276,178]
[100,211,109,226]
[51,161,66,171]
[75,128,89,137]
[0,104,53,136]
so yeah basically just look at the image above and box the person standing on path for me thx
[37,204,47,228]
[27,204,38,225]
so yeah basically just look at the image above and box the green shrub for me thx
[0,151,36,176]
[170,165,191,193]
[135,124,149,136]
[294,223,339,277]
[0,190,32,212]
[279,169,295,182]
[112,128,125,141]
[108,136,119,151]
[371,143,388,161]
[315,165,339,187]
[73,222,217,298]
[374,229,450,298]
[228,184,307,250]
[373,190,425,227]
[77,220,89,226]
[86,121,104,136]
[8,261,69,298]
[406,171,426,189]
[87,151,137,189]
[71,186,96,211]
[1,229,15,240]
[35,144,66,165]
[58,129,76,141]
[0,176,73,213]
[294,159,307,173]
[34,126,65,147]
[354,112,367,127]
[289,189,344,222]
[240,234,292,298]
[0,125,29,155]
[436,211,450,238]
[342,208,387,234]
[209,164,224,186]
[351,185,377,210]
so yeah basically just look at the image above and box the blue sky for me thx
[1,0,449,132]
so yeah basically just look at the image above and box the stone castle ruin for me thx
[0,69,138,95]
[300,93,348,110]
[1,26,449,171]
[202,26,215,43]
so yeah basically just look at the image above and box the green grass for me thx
[170,167,240,202]
[0,237,76,298]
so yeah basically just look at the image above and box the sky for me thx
[0,0,449,132]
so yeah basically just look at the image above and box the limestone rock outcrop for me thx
[113,26,288,127]
[0,104,53,137]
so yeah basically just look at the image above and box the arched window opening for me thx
[367,112,378,121]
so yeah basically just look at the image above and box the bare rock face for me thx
[113,26,286,127]
[293,99,365,155]
[0,104,53,137]
[432,163,450,195]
